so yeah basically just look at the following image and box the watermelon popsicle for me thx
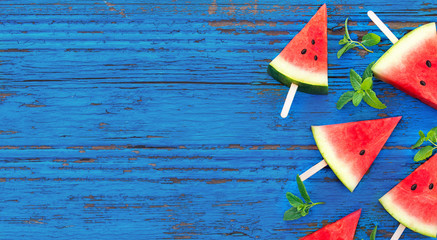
[299,117,401,192]
[368,11,437,110]
[268,4,328,118]
[379,154,437,239]
[300,209,361,240]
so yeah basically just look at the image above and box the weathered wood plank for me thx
[0,0,436,239]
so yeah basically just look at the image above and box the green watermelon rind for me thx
[379,194,436,238]
[311,125,358,192]
[267,63,328,95]
[372,22,436,77]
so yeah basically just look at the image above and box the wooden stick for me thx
[300,160,328,181]
[390,224,406,240]
[280,83,298,118]
[367,11,399,44]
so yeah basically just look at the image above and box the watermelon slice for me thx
[267,4,328,94]
[312,117,401,192]
[300,209,361,240]
[372,22,437,109]
[380,154,437,238]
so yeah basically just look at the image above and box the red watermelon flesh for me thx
[380,154,437,237]
[300,209,361,240]
[267,4,328,94]
[372,23,437,109]
[312,117,401,192]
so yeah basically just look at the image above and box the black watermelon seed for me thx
[311,39,315,45]
[359,150,365,155]
[420,80,426,86]
[301,49,307,54]
[426,60,432,68]
[314,55,318,61]
[411,184,417,190]
[430,183,434,189]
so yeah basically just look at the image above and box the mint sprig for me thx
[337,18,381,59]
[283,175,325,221]
[412,127,437,162]
[336,62,387,110]
[362,224,378,240]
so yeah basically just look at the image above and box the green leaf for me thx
[350,69,362,90]
[301,206,310,216]
[344,18,350,40]
[370,224,378,240]
[296,175,311,203]
[337,42,356,59]
[361,33,381,47]
[339,35,348,45]
[362,62,375,80]
[420,130,426,139]
[336,91,355,110]
[414,145,434,162]
[363,89,387,109]
[297,205,304,212]
[427,127,437,143]
[283,207,302,221]
[412,130,426,149]
[286,192,303,207]
[352,91,364,106]
[361,77,373,91]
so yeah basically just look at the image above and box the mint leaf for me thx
[283,207,302,221]
[361,33,381,47]
[336,91,355,109]
[350,69,362,90]
[301,207,310,216]
[337,42,356,59]
[370,224,377,240]
[286,192,303,207]
[361,77,373,91]
[352,91,364,106]
[344,18,350,40]
[339,35,348,45]
[337,62,386,110]
[363,89,387,109]
[411,128,437,162]
[297,205,305,212]
[283,176,325,221]
[362,62,375,80]
[414,145,434,162]
[412,130,426,149]
[338,18,380,58]
[296,175,311,203]
[427,127,437,143]
[412,128,437,162]
[420,130,426,138]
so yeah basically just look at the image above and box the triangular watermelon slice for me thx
[372,23,437,109]
[312,116,401,192]
[267,4,328,94]
[380,154,437,238]
[300,209,361,240]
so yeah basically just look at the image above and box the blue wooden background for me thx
[1,0,437,239]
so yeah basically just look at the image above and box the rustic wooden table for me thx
[1,0,436,239]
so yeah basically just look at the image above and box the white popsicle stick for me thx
[367,11,399,44]
[280,83,298,118]
[390,224,406,240]
[300,160,328,181]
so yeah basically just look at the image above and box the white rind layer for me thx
[270,55,328,86]
[380,193,437,238]
[311,126,359,192]
[372,22,436,74]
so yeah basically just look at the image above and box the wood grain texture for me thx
[1,0,437,239]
